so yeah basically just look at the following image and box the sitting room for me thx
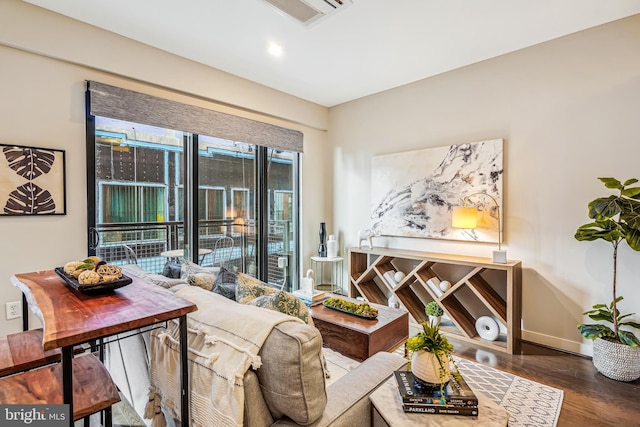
[1,1,639,426]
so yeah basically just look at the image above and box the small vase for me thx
[428,315,442,327]
[318,223,327,257]
[411,350,451,385]
[326,234,338,258]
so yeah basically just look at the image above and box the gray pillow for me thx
[212,267,238,300]
[257,321,327,424]
[162,261,182,279]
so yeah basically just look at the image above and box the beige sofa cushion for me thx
[256,320,327,425]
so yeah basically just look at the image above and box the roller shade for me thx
[86,80,303,152]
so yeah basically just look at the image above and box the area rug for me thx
[454,357,563,427]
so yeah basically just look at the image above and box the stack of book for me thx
[292,289,328,306]
[393,370,479,416]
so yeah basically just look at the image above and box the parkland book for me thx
[403,403,479,416]
[393,370,479,407]
[403,404,479,416]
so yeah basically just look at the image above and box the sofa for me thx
[106,263,408,427]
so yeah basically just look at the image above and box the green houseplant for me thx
[574,177,640,381]
[406,304,459,396]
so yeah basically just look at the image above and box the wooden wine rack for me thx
[349,247,522,353]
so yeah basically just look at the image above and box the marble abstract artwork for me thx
[371,139,503,243]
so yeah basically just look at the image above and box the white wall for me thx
[0,0,330,337]
[328,14,640,355]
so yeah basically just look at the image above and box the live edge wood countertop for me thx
[11,270,197,351]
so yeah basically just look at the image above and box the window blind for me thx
[86,81,304,152]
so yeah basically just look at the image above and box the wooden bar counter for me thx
[11,270,197,426]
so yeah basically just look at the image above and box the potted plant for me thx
[406,308,459,397]
[425,301,444,326]
[575,177,640,381]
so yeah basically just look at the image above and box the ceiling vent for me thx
[263,0,353,27]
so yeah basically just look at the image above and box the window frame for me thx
[86,97,301,287]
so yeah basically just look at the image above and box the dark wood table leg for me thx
[62,346,73,427]
[179,314,189,426]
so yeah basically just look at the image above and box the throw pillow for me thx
[187,272,217,291]
[257,322,327,424]
[237,271,271,289]
[180,260,211,279]
[211,267,238,300]
[244,290,314,326]
[235,276,278,304]
[162,261,182,279]
[179,260,218,291]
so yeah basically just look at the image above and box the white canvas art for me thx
[371,139,503,243]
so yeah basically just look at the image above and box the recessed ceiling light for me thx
[267,42,284,58]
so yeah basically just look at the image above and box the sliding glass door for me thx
[266,148,298,289]
[196,137,256,276]
[87,115,299,288]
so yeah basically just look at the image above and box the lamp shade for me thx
[452,206,478,229]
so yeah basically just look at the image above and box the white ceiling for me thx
[23,0,640,107]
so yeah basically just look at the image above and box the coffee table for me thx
[370,376,509,426]
[309,296,408,361]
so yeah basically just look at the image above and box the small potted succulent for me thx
[425,301,444,327]
[575,177,640,381]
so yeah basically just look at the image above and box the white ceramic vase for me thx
[326,234,338,258]
[411,350,451,385]
[428,315,441,327]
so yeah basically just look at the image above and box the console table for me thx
[11,270,197,426]
[349,248,522,354]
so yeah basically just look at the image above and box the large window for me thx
[86,83,302,288]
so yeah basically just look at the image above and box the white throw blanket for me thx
[146,287,303,427]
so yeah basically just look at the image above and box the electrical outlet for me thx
[6,301,21,320]
[277,256,288,268]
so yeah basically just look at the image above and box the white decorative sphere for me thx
[394,271,406,283]
[439,280,451,292]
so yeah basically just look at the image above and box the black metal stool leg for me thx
[104,406,112,427]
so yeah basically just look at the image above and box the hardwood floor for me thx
[449,339,640,427]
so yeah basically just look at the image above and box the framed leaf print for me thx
[0,144,66,216]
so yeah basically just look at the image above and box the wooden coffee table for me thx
[309,296,408,361]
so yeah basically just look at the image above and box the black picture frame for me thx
[0,143,67,216]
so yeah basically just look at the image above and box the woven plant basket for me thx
[592,337,640,382]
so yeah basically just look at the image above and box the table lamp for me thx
[452,192,507,263]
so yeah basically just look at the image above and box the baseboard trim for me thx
[522,330,592,357]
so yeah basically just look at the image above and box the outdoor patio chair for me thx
[211,237,234,270]
[122,244,138,264]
